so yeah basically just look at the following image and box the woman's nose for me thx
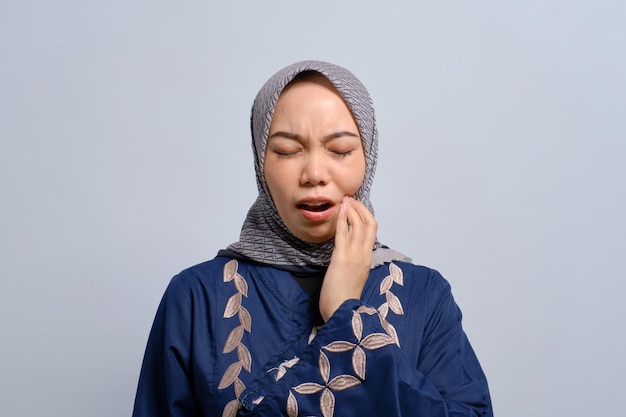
[300,152,329,186]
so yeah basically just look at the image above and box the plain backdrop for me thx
[1,1,624,416]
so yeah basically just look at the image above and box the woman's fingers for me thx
[340,196,377,247]
[334,196,350,242]
[319,196,378,322]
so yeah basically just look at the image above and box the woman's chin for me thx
[294,227,335,244]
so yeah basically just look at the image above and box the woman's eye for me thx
[275,150,300,158]
[332,149,354,158]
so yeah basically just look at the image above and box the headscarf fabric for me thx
[227,60,408,267]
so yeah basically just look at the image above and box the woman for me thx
[133,61,493,417]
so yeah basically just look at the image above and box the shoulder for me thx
[153,256,266,328]
[375,261,451,293]
[174,256,234,279]
[163,256,251,302]
[370,261,456,316]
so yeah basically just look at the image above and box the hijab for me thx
[227,60,409,268]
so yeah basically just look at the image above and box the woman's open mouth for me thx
[296,200,335,222]
[297,202,332,212]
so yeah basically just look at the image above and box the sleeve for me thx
[237,290,492,417]
[132,275,200,417]
[415,275,493,416]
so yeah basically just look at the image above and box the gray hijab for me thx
[227,60,409,267]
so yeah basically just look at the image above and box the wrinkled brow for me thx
[268,131,359,142]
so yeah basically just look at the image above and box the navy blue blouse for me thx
[133,257,492,416]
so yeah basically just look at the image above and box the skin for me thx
[264,76,378,321]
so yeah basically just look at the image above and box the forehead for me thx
[269,79,359,139]
[272,75,355,119]
[279,72,340,101]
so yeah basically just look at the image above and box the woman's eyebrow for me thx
[268,131,300,140]
[268,131,359,141]
[323,131,359,141]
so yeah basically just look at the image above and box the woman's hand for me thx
[319,196,378,322]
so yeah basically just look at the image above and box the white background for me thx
[1,1,624,416]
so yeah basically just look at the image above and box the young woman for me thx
[132,61,493,417]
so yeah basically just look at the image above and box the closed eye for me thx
[274,150,301,158]
[332,150,354,158]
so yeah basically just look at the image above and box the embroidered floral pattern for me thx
[285,263,406,417]
[273,357,300,381]
[377,262,404,346]
[287,307,395,416]
[218,260,252,417]
[288,350,361,417]
[323,307,395,380]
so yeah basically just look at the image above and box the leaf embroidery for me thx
[283,357,300,368]
[223,259,237,282]
[223,293,242,318]
[320,389,335,417]
[356,305,377,315]
[380,274,393,294]
[386,291,404,315]
[351,311,363,341]
[389,262,404,285]
[218,362,243,390]
[234,378,245,399]
[221,399,240,417]
[319,351,330,383]
[324,341,355,353]
[287,391,298,417]
[275,368,288,382]
[352,346,366,379]
[238,307,251,332]
[275,357,300,381]
[237,343,252,372]
[377,303,389,320]
[294,382,325,395]
[223,325,244,353]
[219,260,253,417]
[361,333,395,350]
[234,273,248,296]
[327,375,361,391]
[308,326,319,344]
[377,262,405,346]
[381,318,400,347]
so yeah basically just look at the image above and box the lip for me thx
[295,197,336,222]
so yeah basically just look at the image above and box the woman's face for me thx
[264,77,366,243]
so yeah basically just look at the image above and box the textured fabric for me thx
[227,60,408,267]
[132,257,493,417]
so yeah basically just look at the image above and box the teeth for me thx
[298,201,330,212]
